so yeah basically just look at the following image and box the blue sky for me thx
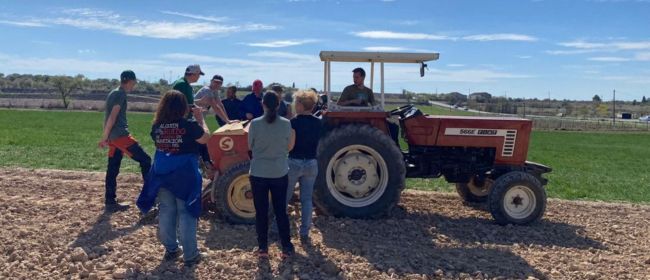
[0,0,649,100]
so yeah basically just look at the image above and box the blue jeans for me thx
[286,158,318,237]
[158,187,198,262]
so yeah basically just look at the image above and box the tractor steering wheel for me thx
[389,104,414,118]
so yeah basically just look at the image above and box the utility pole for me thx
[613,89,616,126]
[548,90,553,115]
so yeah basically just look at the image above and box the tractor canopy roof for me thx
[319,51,439,63]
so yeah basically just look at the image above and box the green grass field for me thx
[1,108,648,203]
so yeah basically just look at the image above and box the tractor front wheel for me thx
[488,171,546,225]
[212,162,256,224]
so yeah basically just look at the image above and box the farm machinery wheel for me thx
[314,124,405,218]
[455,176,494,203]
[488,171,546,225]
[212,161,256,224]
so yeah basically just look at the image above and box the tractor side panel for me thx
[402,115,441,146]
[207,131,250,174]
[323,111,390,134]
[435,118,532,165]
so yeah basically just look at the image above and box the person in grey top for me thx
[248,90,295,259]
[194,74,230,124]
[98,70,151,212]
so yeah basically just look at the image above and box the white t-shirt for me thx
[194,86,221,115]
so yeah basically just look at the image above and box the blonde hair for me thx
[293,89,318,111]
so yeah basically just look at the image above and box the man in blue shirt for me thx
[221,85,243,124]
[241,79,264,120]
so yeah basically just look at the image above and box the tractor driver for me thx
[337,67,376,107]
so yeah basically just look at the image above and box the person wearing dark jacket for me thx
[248,91,295,259]
[137,90,210,267]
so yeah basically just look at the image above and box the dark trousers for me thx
[199,144,211,163]
[250,175,294,253]
[388,122,400,146]
[216,115,226,127]
[105,143,151,204]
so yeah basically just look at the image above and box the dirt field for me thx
[0,168,648,280]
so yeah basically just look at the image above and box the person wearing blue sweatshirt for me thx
[137,90,210,267]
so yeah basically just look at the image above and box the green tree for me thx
[51,75,82,109]
[402,89,415,104]
[643,96,647,103]
[592,94,602,103]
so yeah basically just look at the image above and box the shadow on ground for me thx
[315,206,604,279]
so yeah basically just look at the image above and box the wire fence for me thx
[529,116,650,131]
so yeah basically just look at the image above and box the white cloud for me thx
[0,52,175,77]
[429,69,533,82]
[545,49,599,55]
[557,40,650,51]
[392,20,419,26]
[77,49,96,54]
[246,39,318,48]
[354,31,452,40]
[613,41,650,50]
[160,11,227,22]
[0,8,276,39]
[446,64,465,67]
[161,53,266,67]
[0,20,48,27]
[384,66,533,83]
[362,46,408,52]
[588,56,630,62]
[31,40,55,45]
[462,33,538,42]
[635,52,650,61]
[558,41,607,49]
[518,55,532,59]
[247,51,318,62]
[354,30,538,42]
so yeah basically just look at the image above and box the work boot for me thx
[184,252,207,267]
[105,201,130,212]
[163,248,183,261]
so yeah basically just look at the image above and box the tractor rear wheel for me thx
[212,162,256,224]
[314,124,405,218]
[488,171,546,225]
[455,177,493,203]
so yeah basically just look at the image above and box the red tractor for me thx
[202,51,551,226]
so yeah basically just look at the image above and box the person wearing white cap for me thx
[172,64,204,109]
[171,64,215,178]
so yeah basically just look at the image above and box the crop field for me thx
[1,108,648,203]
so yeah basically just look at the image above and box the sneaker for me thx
[184,252,206,267]
[280,250,294,260]
[257,249,269,259]
[164,248,183,261]
[105,202,130,212]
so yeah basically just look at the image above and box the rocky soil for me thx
[0,167,648,279]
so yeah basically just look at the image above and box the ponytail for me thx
[263,91,280,123]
